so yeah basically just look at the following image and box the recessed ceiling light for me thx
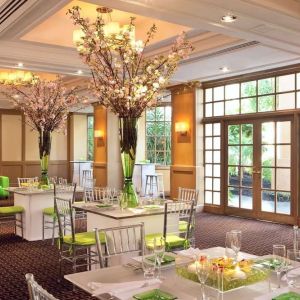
[221,13,237,23]
[220,66,229,72]
[17,62,24,68]
[76,70,83,75]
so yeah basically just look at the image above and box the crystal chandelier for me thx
[72,7,135,46]
[0,70,37,85]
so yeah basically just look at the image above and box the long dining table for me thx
[64,246,288,300]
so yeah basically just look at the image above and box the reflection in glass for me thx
[205,164,212,176]
[261,191,275,212]
[214,164,221,177]
[258,77,275,95]
[276,168,290,191]
[228,187,239,207]
[262,145,275,166]
[276,93,295,110]
[241,97,256,114]
[277,145,291,167]
[241,189,253,209]
[277,121,291,144]
[262,168,275,189]
[214,102,224,116]
[241,146,253,166]
[241,167,252,187]
[258,95,275,112]
[225,83,239,99]
[225,100,239,115]
[228,146,240,165]
[205,137,213,149]
[205,124,213,136]
[277,74,295,93]
[228,166,239,186]
[277,192,291,215]
[262,122,275,144]
[205,178,213,190]
[228,125,240,145]
[214,86,224,101]
[241,81,256,97]
[241,124,253,144]
[205,191,212,204]
[213,192,221,205]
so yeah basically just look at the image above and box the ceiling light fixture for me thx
[76,70,83,75]
[17,62,24,68]
[0,70,37,85]
[72,7,135,46]
[221,13,237,23]
[220,66,229,72]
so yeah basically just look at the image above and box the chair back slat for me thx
[26,273,59,300]
[84,187,115,203]
[18,177,39,187]
[178,187,199,205]
[95,223,144,268]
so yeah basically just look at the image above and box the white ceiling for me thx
[0,0,299,87]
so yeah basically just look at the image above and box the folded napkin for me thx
[178,247,202,259]
[88,278,161,298]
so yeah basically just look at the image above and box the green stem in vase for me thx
[39,130,51,186]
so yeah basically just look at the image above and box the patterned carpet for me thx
[0,212,294,300]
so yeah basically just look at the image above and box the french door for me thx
[225,117,295,223]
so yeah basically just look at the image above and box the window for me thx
[87,115,94,161]
[146,106,172,165]
[204,72,300,117]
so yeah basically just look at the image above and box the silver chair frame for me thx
[95,223,145,268]
[178,187,199,205]
[54,197,98,277]
[26,273,58,300]
[17,177,39,187]
[0,211,23,238]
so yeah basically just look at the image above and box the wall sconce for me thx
[175,122,189,136]
[94,130,104,146]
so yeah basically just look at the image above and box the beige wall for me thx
[70,114,88,161]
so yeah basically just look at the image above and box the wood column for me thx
[93,104,107,187]
[170,85,200,199]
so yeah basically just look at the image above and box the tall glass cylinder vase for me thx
[39,130,51,186]
[119,117,138,208]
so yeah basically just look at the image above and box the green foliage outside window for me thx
[87,115,94,161]
[146,106,171,165]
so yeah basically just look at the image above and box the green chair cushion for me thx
[145,233,187,250]
[63,231,105,246]
[0,176,9,188]
[42,207,56,216]
[179,220,188,232]
[0,205,24,215]
[74,201,85,204]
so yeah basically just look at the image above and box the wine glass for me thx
[153,237,165,279]
[286,250,300,288]
[142,248,156,280]
[195,255,211,300]
[226,230,242,262]
[118,193,128,211]
[273,244,287,289]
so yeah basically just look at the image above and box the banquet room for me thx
[1,0,300,299]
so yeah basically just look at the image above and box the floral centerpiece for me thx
[68,6,193,207]
[2,77,82,186]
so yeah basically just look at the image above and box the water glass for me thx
[286,250,300,288]
[118,193,128,211]
[273,244,287,289]
[142,253,156,280]
[153,237,165,279]
[226,230,242,262]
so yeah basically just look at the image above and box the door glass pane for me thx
[225,84,239,99]
[276,93,295,110]
[214,151,221,163]
[276,192,291,215]
[228,146,240,165]
[225,100,239,115]
[262,168,275,189]
[262,145,275,166]
[206,104,212,117]
[241,124,253,144]
[276,145,291,167]
[228,125,240,144]
[205,178,213,190]
[228,166,239,186]
[205,191,212,204]
[205,164,212,176]
[214,164,220,177]
[205,151,213,163]
[276,168,290,190]
[213,137,221,149]
[214,102,224,116]
[241,146,253,166]
[241,167,252,187]
[241,189,253,209]
[205,124,213,135]
[205,88,212,102]
[213,192,221,205]
[205,137,213,149]
[277,121,290,143]
[262,122,275,144]
[213,178,221,191]
[228,187,239,207]
[214,123,221,135]
[261,191,275,212]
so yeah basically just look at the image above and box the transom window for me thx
[146,106,171,165]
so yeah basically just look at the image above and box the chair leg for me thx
[87,247,91,271]
[51,218,55,246]
[42,214,45,241]
[20,213,23,239]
